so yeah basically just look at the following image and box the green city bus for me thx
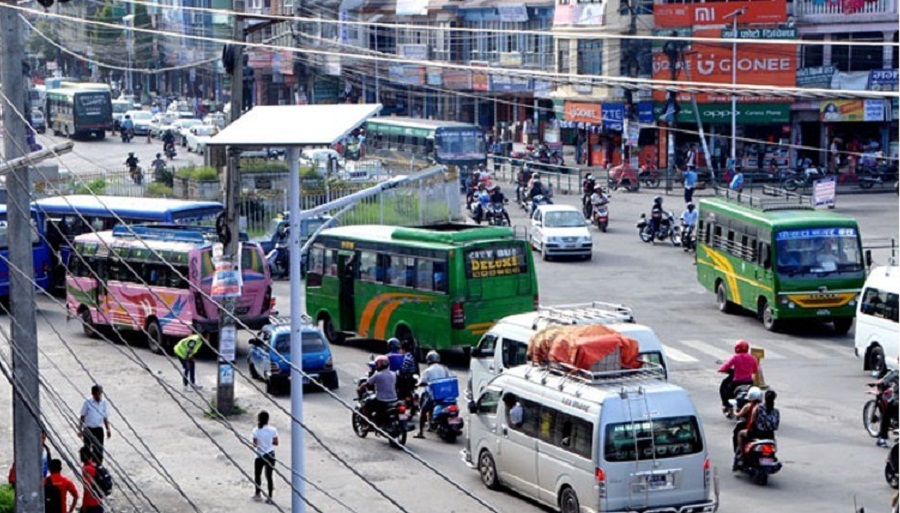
[696,191,865,333]
[47,85,113,139]
[305,223,538,352]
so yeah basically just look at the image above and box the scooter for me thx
[121,128,134,143]
[592,201,609,232]
[164,143,177,160]
[420,377,464,443]
[351,377,410,448]
[732,428,783,486]
[681,224,696,253]
[485,202,511,226]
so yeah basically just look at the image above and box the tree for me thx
[27,20,58,60]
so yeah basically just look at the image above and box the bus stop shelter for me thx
[207,103,382,513]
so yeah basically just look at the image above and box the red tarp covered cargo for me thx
[527,324,642,371]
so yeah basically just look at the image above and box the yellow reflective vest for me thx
[174,334,204,360]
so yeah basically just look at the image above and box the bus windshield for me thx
[775,227,863,278]
[435,129,485,162]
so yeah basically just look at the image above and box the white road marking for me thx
[679,339,732,361]
[661,344,699,363]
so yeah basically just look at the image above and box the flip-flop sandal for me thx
[413,434,425,439]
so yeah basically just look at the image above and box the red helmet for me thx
[734,340,750,354]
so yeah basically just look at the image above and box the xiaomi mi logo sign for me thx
[695,7,715,22]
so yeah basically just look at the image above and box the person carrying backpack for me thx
[45,459,78,513]
[80,447,106,513]
[752,389,780,440]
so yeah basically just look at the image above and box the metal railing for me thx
[795,0,895,16]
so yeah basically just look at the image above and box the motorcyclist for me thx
[649,195,665,238]
[151,153,166,174]
[125,152,141,184]
[414,351,452,439]
[590,184,609,209]
[162,129,176,154]
[357,355,397,424]
[680,203,698,245]
[873,368,899,447]
[516,165,533,203]
[466,171,481,204]
[474,184,490,224]
[528,176,549,216]
[489,184,506,205]
[732,386,763,465]
[121,115,134,142]
[582,174,597,217]
[384,338,404,373]
[718,340,759,416]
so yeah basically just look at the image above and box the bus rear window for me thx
[464,245,527,279]
[604,416,703,462]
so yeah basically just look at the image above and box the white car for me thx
[185,125,217,153]
[530,204,593,261]
[301,149,344,171]
[171,119,203,146]
[124,110,153,136]
[149,112,175,138]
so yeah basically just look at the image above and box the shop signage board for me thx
[868,69,899,92]
[638,101,655,123]
[426,67,443,86]
[797,65,836,88]
[471,62,490,91]
[721,27,796,39]
[398,44,428,60]
[396,0,427,16]
[601,103,625,131]
[443,69,471,90]
[490,74,533,92]
[388,65,424,86]
[565,102,603,124]
[653,102,790,123]
[499,52,523,67]
[820,100,885,122]
[553,3,606,26]
[497,4,528,22]
[654,0,786,27]
[247,50,273,69]
[812,177,836,209]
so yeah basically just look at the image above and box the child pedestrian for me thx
[252,411,278,504]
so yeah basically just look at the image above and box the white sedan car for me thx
[171,119,203,146]
[125,110,153,136]
[530,204,593,261]
[185,125,217,154]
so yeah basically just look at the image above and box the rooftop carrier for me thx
[526,324,644,372]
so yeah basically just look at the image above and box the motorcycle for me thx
[420,377,464,443]
[782,165,826,191]
[681,224,696,253]
[527,193,552,217]
[638,167,662,188]
[637,211,680,246]
[266,231,290,279]
[484,202,510,226]
[592,201,609,232]
[351,377,410,448]
[887,431,899,488]
[732,422,783,486]
[164,143,177,160]
[863,382,897,437]
[859,163,899,190]
[608,164,641,192]
[121,128,134,143]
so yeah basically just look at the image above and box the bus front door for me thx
[337,253,357,332]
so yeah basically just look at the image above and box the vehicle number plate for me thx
[564,244,576,249]
[448,417,461,424]
[398,414,409,421]
[759,457,774,465]
[646,475,669,489]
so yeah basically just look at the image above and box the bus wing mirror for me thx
[865,249,873,268]
[471,347,482,357]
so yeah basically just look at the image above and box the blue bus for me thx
[32,195,224,291]
[0,205,53,296]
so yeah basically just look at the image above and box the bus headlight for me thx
[788,302,796,309]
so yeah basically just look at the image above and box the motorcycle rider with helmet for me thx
[732,386,763,462]
[357,355,397,424]
[517,165,534,203]
[718,340,760,416]
[680,202,698,251]
[473,183,490,224]
[582,174,597,218]
[872,368,899,447]
[529,175,550,216]
[162,129,176,156]
[649,195,665,238]
[414,351,452,439]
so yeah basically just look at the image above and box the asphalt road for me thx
[0,140,896,513]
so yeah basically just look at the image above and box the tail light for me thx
[447,405,459,414]
[451,302,465,329]
[262,286,273,314]
[533,294,539,310]
[397,404,406,414]
[595,467,607,497]
[758,444,775,456]
[703,457,712,490]
[193,293,206,318]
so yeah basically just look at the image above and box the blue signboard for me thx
[601,103,624,131]
[776,227,857,240]
[490,75,533,92]
[868,69,898,92]
[638,101,654,123]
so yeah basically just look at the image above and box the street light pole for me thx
[123,14,135,94]
[724,8,746,171]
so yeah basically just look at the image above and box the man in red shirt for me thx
[80,447,103,513]
[45,459,79,513]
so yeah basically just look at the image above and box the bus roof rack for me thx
[525,360,667,390]
[534,302,635,329]
[268,314,314,327]
[713,186,813,212]
[111,224,212,243]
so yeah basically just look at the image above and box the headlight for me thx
[581,236,593,243]
[547,236,560,243]
[325,357,333,369]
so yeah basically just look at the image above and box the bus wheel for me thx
[716,282,734,314]
[760,301,780,332]
[832,317,853,335]
[868,345,886,375]
[319,316,343,345]
[80,309,98,339]
[559,487,580,513]
[146,320,166,354]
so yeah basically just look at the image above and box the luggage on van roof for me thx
[528,324,642,372]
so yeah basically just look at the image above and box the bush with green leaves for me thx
[175,166,219,181]
[73,178,107,195]
[153,166,174,187]
[147,183,174,197]
[0,484,14,513]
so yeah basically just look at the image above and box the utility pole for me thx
[1,2,44,511]
[216,0,244,416]
[663,37,683,194]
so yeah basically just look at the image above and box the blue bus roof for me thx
[32,195,223,222]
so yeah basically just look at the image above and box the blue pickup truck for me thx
[248,320,339,394]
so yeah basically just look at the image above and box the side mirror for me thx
[865,249,873,268]
[467,400,478,414]
[640,213,646,219]
[471,347,483,357]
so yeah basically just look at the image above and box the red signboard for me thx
[565,102,603,124]
[654,0,786,28]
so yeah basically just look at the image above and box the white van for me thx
[463,365,717,513]
[855,265,899,374]
[468,304,669,397]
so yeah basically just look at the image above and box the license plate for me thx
[236,306,250,315]
[646,475,669,489]
[448,417,461,424]
[398,414,409,421]
[759,457,775,465]
[564,244,576,249]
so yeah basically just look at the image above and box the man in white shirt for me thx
[415,351,452,439]
[78,385,111,464]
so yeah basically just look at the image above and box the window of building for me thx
[577,40,603,75]
[831,32,884,72]
[558,42,571,74]
[800,36,825,68]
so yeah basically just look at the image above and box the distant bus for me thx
[365,117,486,178]
[696,190,865,333]
[305,223,538,352]
[46,86,113,139]
[33,195,223,290]
[67,225,274,353]
[0,205,53,296]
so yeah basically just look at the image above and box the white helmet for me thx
[747,386,762,402]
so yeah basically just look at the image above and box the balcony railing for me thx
[794,0,896,18]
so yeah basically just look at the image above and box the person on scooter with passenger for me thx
[718,339,759,416]
[649,195,665,238]
[358,355,397,424]
[414,351,452,439]
[731,386,762,466]
[473,183,490,224]
[582,174,597,218]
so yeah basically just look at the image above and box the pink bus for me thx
[67,225,274,353]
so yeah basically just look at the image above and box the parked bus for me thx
[305,223,538,352]
[33,195,223,291]
[67,225,274,353]
[0,205,53,296]
[696,190,865,333]
[855,265,899,374]
[46,85,113,139]
[365,117,486,180]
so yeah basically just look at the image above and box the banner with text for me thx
[654,0,786,28]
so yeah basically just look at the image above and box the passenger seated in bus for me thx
[815,239,840,271]
[433,272,446,292]
[777,250,800,270]
[503,393,523,427]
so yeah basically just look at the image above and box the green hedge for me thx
[0,484,14,513]
[73,178,107,195]
[175,166,219,181]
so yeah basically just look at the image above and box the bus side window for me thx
[359,252,378,282]
[416,260,434,291]
[307,248,323,287]
[323,250,337,277]
[433,261,448,293]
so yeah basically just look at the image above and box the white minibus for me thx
[855,265,899,374]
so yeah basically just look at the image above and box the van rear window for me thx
[603,416,703,462]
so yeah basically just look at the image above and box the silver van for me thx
[468,304,669,397]
[463,365,717,513]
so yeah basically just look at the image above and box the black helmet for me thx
[585,173,594,181]
[491,184,501,192]
[687,202,695,211]
[387,337,401,351]
[156,153,162,158]
[654,195,663,204]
